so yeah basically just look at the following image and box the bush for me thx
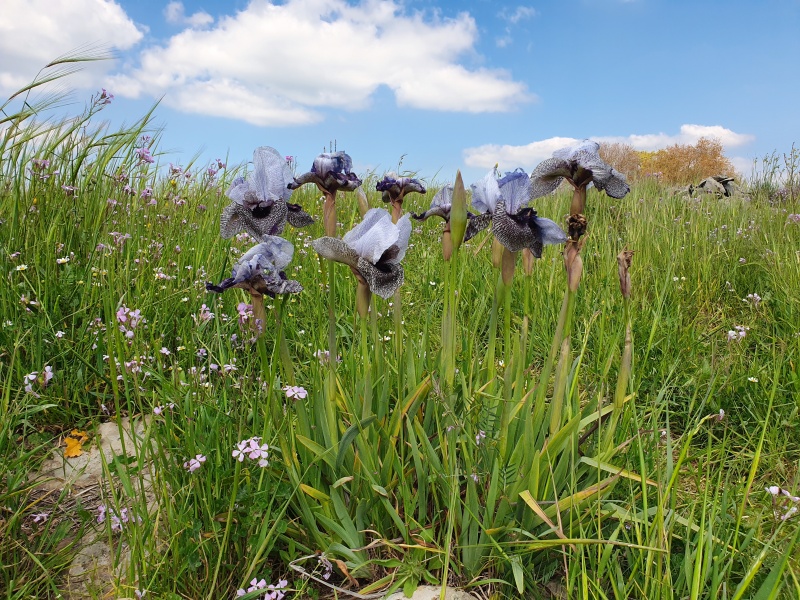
[599,138,735,186]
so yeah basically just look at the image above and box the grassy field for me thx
[1,82,799,599]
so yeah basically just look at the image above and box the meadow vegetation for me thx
[1,66,799,599]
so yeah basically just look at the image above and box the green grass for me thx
[1,71,799,599]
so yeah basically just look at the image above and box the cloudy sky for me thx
[1,0,798,183]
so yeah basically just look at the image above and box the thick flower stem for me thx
[323,191,337,237]
[391,199,403,224]
[251,293,267,337]
[570,184,587,216]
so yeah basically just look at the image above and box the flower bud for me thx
[617,249,634,300]
[449,171,468,251]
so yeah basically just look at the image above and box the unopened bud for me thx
[617,249,634,299]
[449,171,468,251]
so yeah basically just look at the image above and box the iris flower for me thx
[529,139,630,214]
[206,236,302,298]
[220,147,313,241]
[312,208,411,299]
[289,151,361,194]
[468,168,566,257]
[288,151,362,236]
[376,174,426,222]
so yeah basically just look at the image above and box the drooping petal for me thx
[464,211,492,241]
[492,201,537,253]
[534,216,569,247]
[411,184,452,221]
[356,258,404,299]
[492,201,567,257]
[529,158,571,200]
[219,200,288,239]
[208,236,301,296]
[592,166,630,199]
[497,168,531,214]
[287,170,323,190]
[286,203,314,227]
[342,208,398,264]
[470,167,501,214]
[312,237,360,269]
[546,139,631,199]
[411,205,451,221]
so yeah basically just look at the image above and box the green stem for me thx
[360,312,372,420]
[485,271,503,381]
[206,460,241,599]
[276,296,295,386]
[324,259,338,448]
[549,288,577,436]
[393,288,404,397]
[603,298,632,452]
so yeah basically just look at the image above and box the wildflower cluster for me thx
[236,577,288,599]
[97,504,142,531]
[183,454,207,473]
[766,486,800,521]
[116,305,145,339]
[726,324,749,342]
[232,437,269,467]
[23,366,54,396]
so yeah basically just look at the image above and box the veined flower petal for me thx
[529,157,571,199]
[464,212,492,241]
[470,167,501,214]
[356,258,404,299]
[492,201,567,257]
[311,237,360,269]
[532,139,630,200]
[342,208,399,264]
[220,199,288,239]
[497,168,531,214]
[250,146,294,205]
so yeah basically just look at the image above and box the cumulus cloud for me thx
[164,1,214,28]
[108,0,532,126]
[463,125,755,169]
[0,0,143,95]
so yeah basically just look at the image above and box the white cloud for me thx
[498,6,537,24]
[0,0,143,95]
[463,125,755,169]
[164,1,214,28]
[109,0,532,126]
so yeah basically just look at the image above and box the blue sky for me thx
[2,0,799,184]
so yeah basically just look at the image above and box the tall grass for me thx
[1,70,799,599]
